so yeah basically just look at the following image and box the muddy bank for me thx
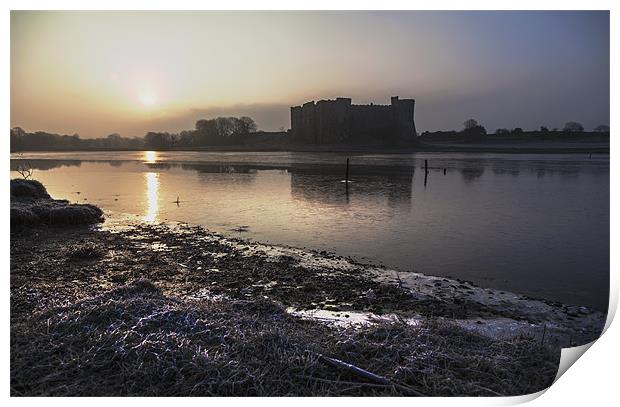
[10,213,605,395]
[11,220,605,344]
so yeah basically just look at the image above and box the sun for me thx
[138,88,157,107]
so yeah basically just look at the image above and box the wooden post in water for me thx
[345,158,350,194]
[425,159,428,173]
[443,168,447,175]
[346,158,350,183]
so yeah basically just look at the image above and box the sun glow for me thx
[143,151,158,163]
[143,172,160,222]
[138,88,158,107]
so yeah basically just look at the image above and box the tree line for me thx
[11,115,609,151]
[10,116,260,151]
[421,119,610,138]
[144,116,258,149]
[10,128,144,151]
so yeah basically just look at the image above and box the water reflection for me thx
[144,151,158,164]
[8,151,609,310]
[289,169,414,211]
[460,160,485,183]
[9,159,81,171]
[144,172,160,222]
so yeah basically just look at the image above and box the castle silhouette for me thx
[290,96,416,145]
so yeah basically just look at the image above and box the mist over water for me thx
[11,151,609,310]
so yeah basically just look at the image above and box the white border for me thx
[2,1,617,406]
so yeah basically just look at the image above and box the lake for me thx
[10,151,610,310]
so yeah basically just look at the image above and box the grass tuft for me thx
[10,179,50,199]
[10,178,104,228]
[11,280,559,396]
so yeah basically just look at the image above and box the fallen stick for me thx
[318,354,426,397]
[299,375,395,390]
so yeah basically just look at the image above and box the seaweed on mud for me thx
[11,280,559,397]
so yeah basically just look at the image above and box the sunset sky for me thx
[11,11,609,137]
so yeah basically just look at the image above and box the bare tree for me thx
[563,122,584,132]
[238,116,258,134]
[594,125,610,133]
[462,119,486,137]
[14,153,34,180]
[463,119,479,130]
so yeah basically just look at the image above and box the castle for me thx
[290,96,416,145]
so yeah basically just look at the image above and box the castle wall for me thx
[290,106,303,140]
[290,96,416,145]
[349,104,395,141]
[315,97,351,144]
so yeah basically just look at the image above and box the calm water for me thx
[10,151,610,310]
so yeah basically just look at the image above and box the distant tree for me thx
[106,133,122,148]
[540,126,549,133]
[237,116,258,134]
[168,133,179,147]
[195,119,213,134]
[10,128,145,151]
[495,128,510,136]
[67,134,81,148]
[11,127,26,138]
[144,132,176,149]
[194,116,258,145]
[215,117,235,138]
[195,119,218,145]
[179,130,195,146]
[10,127,26,151]
[144,132,162,149]
[512,127,523,135]
[594,125,610,133]
[461,119,486,137]
[463,119,479,130]
[563,122,584,132]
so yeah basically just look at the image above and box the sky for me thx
[11,11,610,137]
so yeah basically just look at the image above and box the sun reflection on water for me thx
[143,172,159,222]
[144,150,158,163]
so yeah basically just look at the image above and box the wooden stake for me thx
[346,158,350,183]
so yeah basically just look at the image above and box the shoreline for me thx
[12,218,605,345]
[10,188,606,395]
[10,140,610,155]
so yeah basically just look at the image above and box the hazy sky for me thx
[11,11,609,137]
